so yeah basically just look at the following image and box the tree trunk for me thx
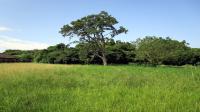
[102,54,107,66]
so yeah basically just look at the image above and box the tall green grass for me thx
[0,63,200,112]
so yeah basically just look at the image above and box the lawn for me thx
[0,63,200,112]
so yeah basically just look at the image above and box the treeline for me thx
[4,36,200,66]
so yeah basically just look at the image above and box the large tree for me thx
[59,11,127,65]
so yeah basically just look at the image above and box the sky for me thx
[0,0,200,52]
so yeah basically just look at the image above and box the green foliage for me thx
[4,50,38,62]
[34,43,80,64]
[75,40,136,64]
[135,36,191,66]
[3,37,200,66]
[60,11,127,65]
[188,48,200,65]
[106,40,136,64]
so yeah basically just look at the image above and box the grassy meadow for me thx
[0,63,200,112]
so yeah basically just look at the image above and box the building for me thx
[0,53,18,63]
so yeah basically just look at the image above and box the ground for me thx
[0,63,200,112]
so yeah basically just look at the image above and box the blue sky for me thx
[0,0,199,52]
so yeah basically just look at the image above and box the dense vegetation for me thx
[3,12,200,66]
[0,63,200,111]
[135,37,200,66]
[4,37,200,66]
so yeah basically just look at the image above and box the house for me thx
[0,53,19,63]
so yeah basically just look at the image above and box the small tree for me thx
[59,11,127,65]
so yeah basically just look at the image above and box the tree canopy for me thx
[59,11,127,65]
[4,37,200,66]
[135,36,190,65]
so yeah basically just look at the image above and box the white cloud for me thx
[0,36,49,51]
[0,26,12,32]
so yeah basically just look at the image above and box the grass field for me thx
[0,63,200,112]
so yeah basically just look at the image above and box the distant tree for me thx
[75,42,93,64]
[34,43,80,64]
[135,36,190,66]
[34,49,48,63]
[186,48,200,66]
[106,40,136,64]
[63,48,80,64]
[59,11,127,65]
[4,49,37,62]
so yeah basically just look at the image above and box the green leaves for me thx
[59,25,73,37]
[59,11,128,65]
[135,36,190,65]
[60,11,127,41]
